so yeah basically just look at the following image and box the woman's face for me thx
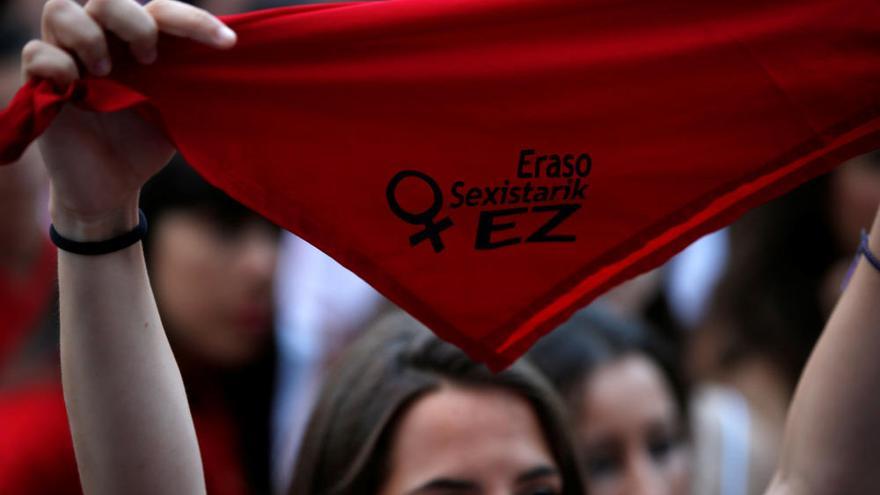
[150,209,279,367]
[576,355,690,495]
[380,385,563,495]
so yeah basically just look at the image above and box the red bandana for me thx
[1,0,878,369]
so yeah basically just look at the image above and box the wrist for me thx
[50,200,140,243]
[870,210,880,254]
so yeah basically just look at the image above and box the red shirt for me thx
[0,382,251,495]
[0,240,56,369]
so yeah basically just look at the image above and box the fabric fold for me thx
[1,0,878,369]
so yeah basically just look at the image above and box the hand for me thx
[22,0,236,241]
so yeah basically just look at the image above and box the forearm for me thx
[768,214,880,494]
[23,1,238,492]
[57,210,205,495]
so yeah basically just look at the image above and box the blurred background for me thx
[1,1,878,494]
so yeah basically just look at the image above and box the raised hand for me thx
[21,0,236,241]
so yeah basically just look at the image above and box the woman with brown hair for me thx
[528,309,690,495]
[288,312,586,494]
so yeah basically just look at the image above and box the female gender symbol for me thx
[386,170,454,253]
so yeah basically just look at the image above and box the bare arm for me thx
[57,215,205,494]
[23,1,236,493]
[768,201,880,494]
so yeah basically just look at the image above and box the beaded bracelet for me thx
[858,229,880,272]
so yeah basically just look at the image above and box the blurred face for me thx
[380,385,563,495]
[151,209,279,367]
[577,355,689,495]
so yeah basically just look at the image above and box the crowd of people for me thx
[1,1,879,494]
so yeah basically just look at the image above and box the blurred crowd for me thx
[1,1,879,494]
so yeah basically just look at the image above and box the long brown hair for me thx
[288,312,586,495]
[528,307,688,424]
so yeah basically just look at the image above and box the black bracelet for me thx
[50,209,148,255]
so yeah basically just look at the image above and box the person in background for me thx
[288,312,587,494]
[689,151,880,494]
[15,0,880,494]
[529,307,690,495]
[271,232,385,491]
[0,156,280,495]
[0,29,56,390]
[140,158,280,494]
[166,2,390,488]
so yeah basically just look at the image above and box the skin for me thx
[577,355,689,495]
[822,153,880,313]
[768,200,880,493]
[24,1,236,493]
[20,1,880,493]
[150,210,278,367]
[829,155,880,254]
[380,385,563,495]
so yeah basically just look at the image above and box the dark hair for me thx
[140,155,277,493]
[288,312,587,495]
[140,154,267,253]
[527,306,688,420]
[701,176,839,388]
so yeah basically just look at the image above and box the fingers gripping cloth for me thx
[1,0,879,370]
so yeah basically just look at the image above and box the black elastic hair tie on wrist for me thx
[50,209,148,256]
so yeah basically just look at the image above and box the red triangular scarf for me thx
[1,0,878,369]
